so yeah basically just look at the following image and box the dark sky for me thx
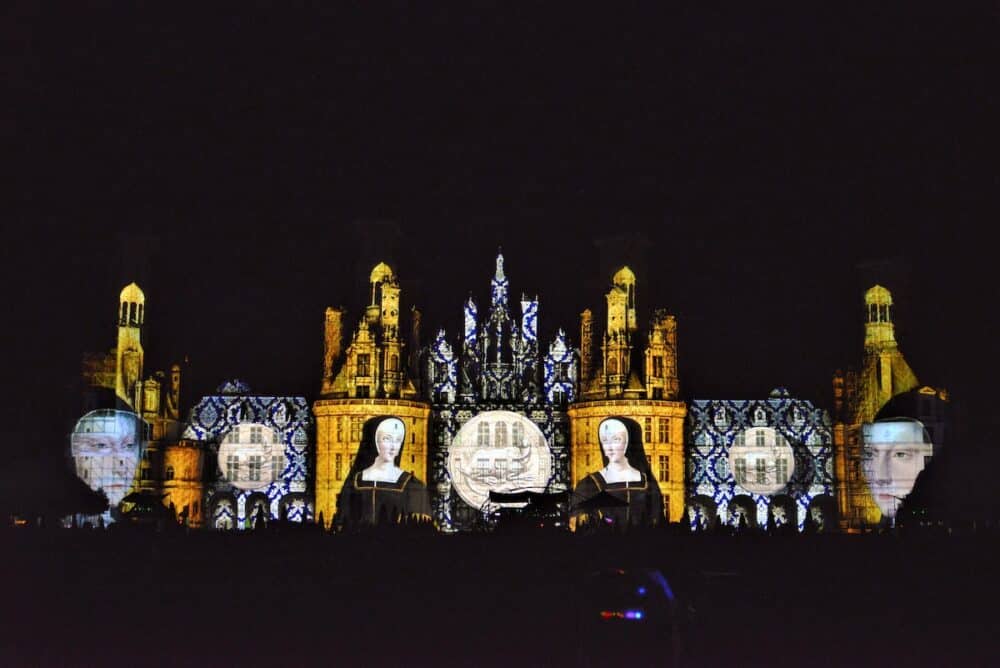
[4,3,996,456]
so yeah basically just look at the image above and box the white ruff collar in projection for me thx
[447,410,553,509]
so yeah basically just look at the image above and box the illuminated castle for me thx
[568,267,687,522]
[423,251,576,531]
[685,390,835,531]
[77,282,190,521]
[832,285,946,530]
[183,381,312,529]
[312,263,431,528]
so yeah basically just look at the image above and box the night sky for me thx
[5,4,996,461]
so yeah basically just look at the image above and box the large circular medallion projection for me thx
[447,411,552,509]
[70,409,147,506]
[728,427,795,495]
[218,422,285,491]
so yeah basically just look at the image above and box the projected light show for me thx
[183,382,312,528]
[217,422,285,491]
[572,417,663,529]
[447,411,554,510]
[728,427,795,496]
[70,409,149,508]
[337,416,431,527]
[862,418,934,520]
[686,393,835,530]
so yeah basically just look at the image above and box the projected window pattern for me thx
[182,387,313,529]
[686,394,834,531]
[424,253,574,531]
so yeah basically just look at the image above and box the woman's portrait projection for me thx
[446,411,554,510]
[218,421,285,491]
[70,409,148,507]
[571,417,663,529]
[862,418,933,521]
[337,416,431,527]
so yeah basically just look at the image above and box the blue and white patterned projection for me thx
[686,389,834,531]
[182,380,312,529]
[424,252,577,531]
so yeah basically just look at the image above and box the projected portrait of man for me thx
[571,417,663,530]
[70,409,146,507]
[861,418,933,521]
[336,416,431,528]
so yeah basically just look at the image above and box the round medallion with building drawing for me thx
[728,427,795,495]
[217,422,286,491]
[447,411,553,509]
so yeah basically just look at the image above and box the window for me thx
[356,385,370,398]
[494,421,508,447]
[652,388,664,399]
[608,357,618,374]
[475,458,490,481]
[271,456,282,480]
[350,417,362,443]
[389,354,398,371]
[512,421,523,445]
[552,389,565,406]
[164,465,175,481]
[734,458,747,484]
[644,417,652,443]
[335,454,342,481]
[336,418,344,443]
[434,362,448,379]
[776,458,789,485]
[658,455,669,482]
[357,354,370,377]
[227,427,239,443]
[658,419,669,444]
[755,459,766,484]
[585,453,590,467]
[410,454,415,464]
[879,304,888,322]
[477,422,490,446]
[193,500,199,516]
[141,467,152,480]
[652,356,664,377]
[755,430,766,447]
[496,459,508,482]
[248,456,262,482]
[250,425,263,443]
[226,456,239,482]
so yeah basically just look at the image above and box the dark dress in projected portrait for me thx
[336,416,431,527]
[571,417,663,530]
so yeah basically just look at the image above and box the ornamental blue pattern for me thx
[423,252,577,531]
[182,383,313,529]
[686,390,834,531]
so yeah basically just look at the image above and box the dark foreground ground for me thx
[3,527,999,667]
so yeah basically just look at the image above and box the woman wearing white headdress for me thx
[571,416,662,530]
[336,416,431,528]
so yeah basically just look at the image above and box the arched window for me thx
[608,357,618,374]
[389,354,399,371]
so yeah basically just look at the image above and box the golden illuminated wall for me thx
[313,399,430,527]
[162,440,205,527]
[568,401,686,522]
[571,266,686,522]
[314,262,431,528]
[833,285,921,531]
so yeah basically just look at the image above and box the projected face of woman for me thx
[862,421,933,519]
[375,419,404,466]
[599,420,629,466]
[863,443,928,518]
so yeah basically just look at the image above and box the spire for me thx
[490,250,509,310]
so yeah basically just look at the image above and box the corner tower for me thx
[570,266,686,523]
[312,262,431,527]
[833,284,921,531]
